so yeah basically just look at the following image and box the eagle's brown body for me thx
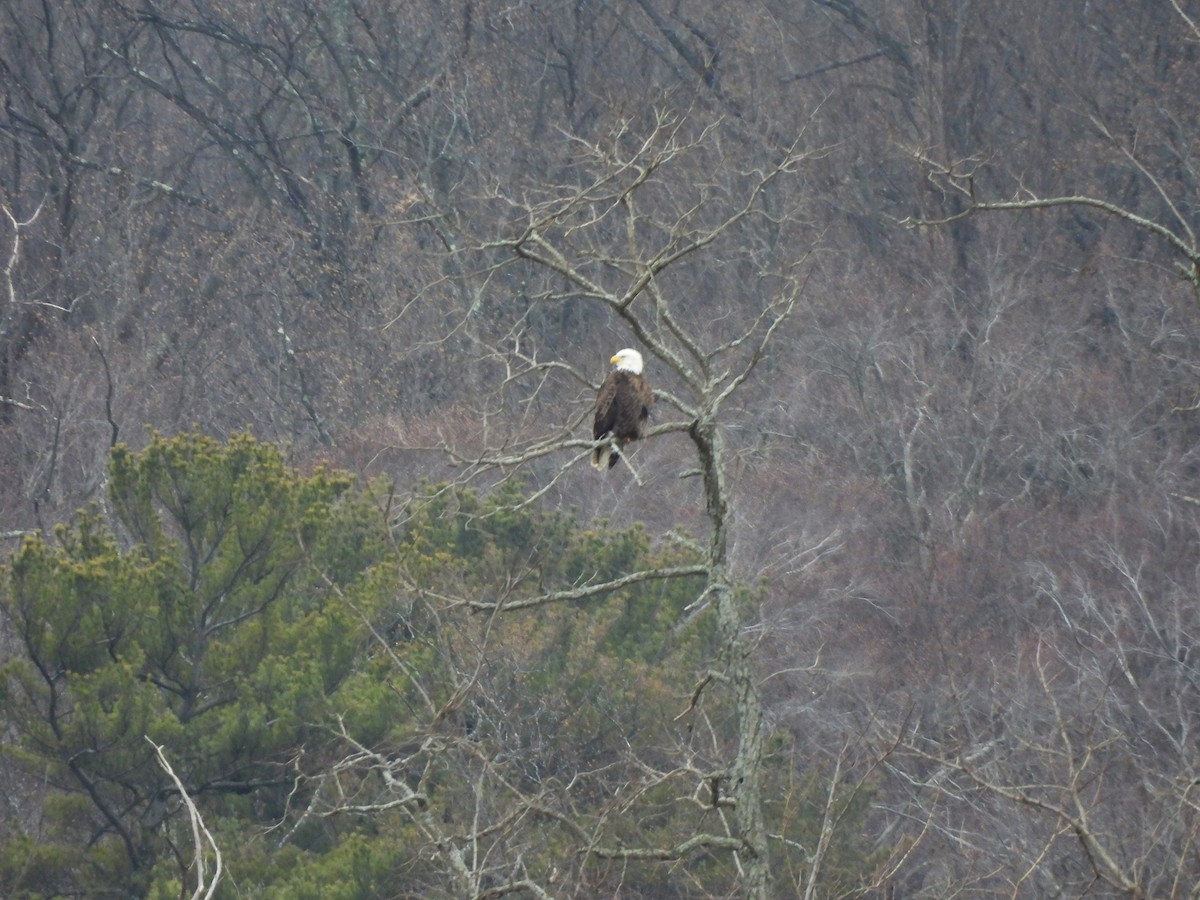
[592,349,653,470]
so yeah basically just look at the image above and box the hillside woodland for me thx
[3,1,1200,896]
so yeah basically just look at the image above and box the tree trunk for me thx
[692,416,770,897]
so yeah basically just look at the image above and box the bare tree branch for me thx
[460,563,708,612]
[147,738,223,900]
[902,149,1200,296]
[590,831,747,860]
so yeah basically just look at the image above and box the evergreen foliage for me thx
[0,432,387,895]
[0,435,879,896]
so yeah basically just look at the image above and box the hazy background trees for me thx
[5,0,1200,895]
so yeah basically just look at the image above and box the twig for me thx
[674,672,714,721]
[147,738,223,900]
[460,563,707,612]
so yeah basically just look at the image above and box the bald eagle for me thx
[592,348,653,470]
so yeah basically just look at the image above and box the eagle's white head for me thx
[610,348,644,375]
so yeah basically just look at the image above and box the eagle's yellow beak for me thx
[610,354,621,364]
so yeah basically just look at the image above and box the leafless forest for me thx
[4,0,1200,896]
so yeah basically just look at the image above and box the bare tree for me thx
[0,199,45,419]
[902,2,1200,300]
[429,111,818,897]
[884,537,1200,896]
[279,110,823,898]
